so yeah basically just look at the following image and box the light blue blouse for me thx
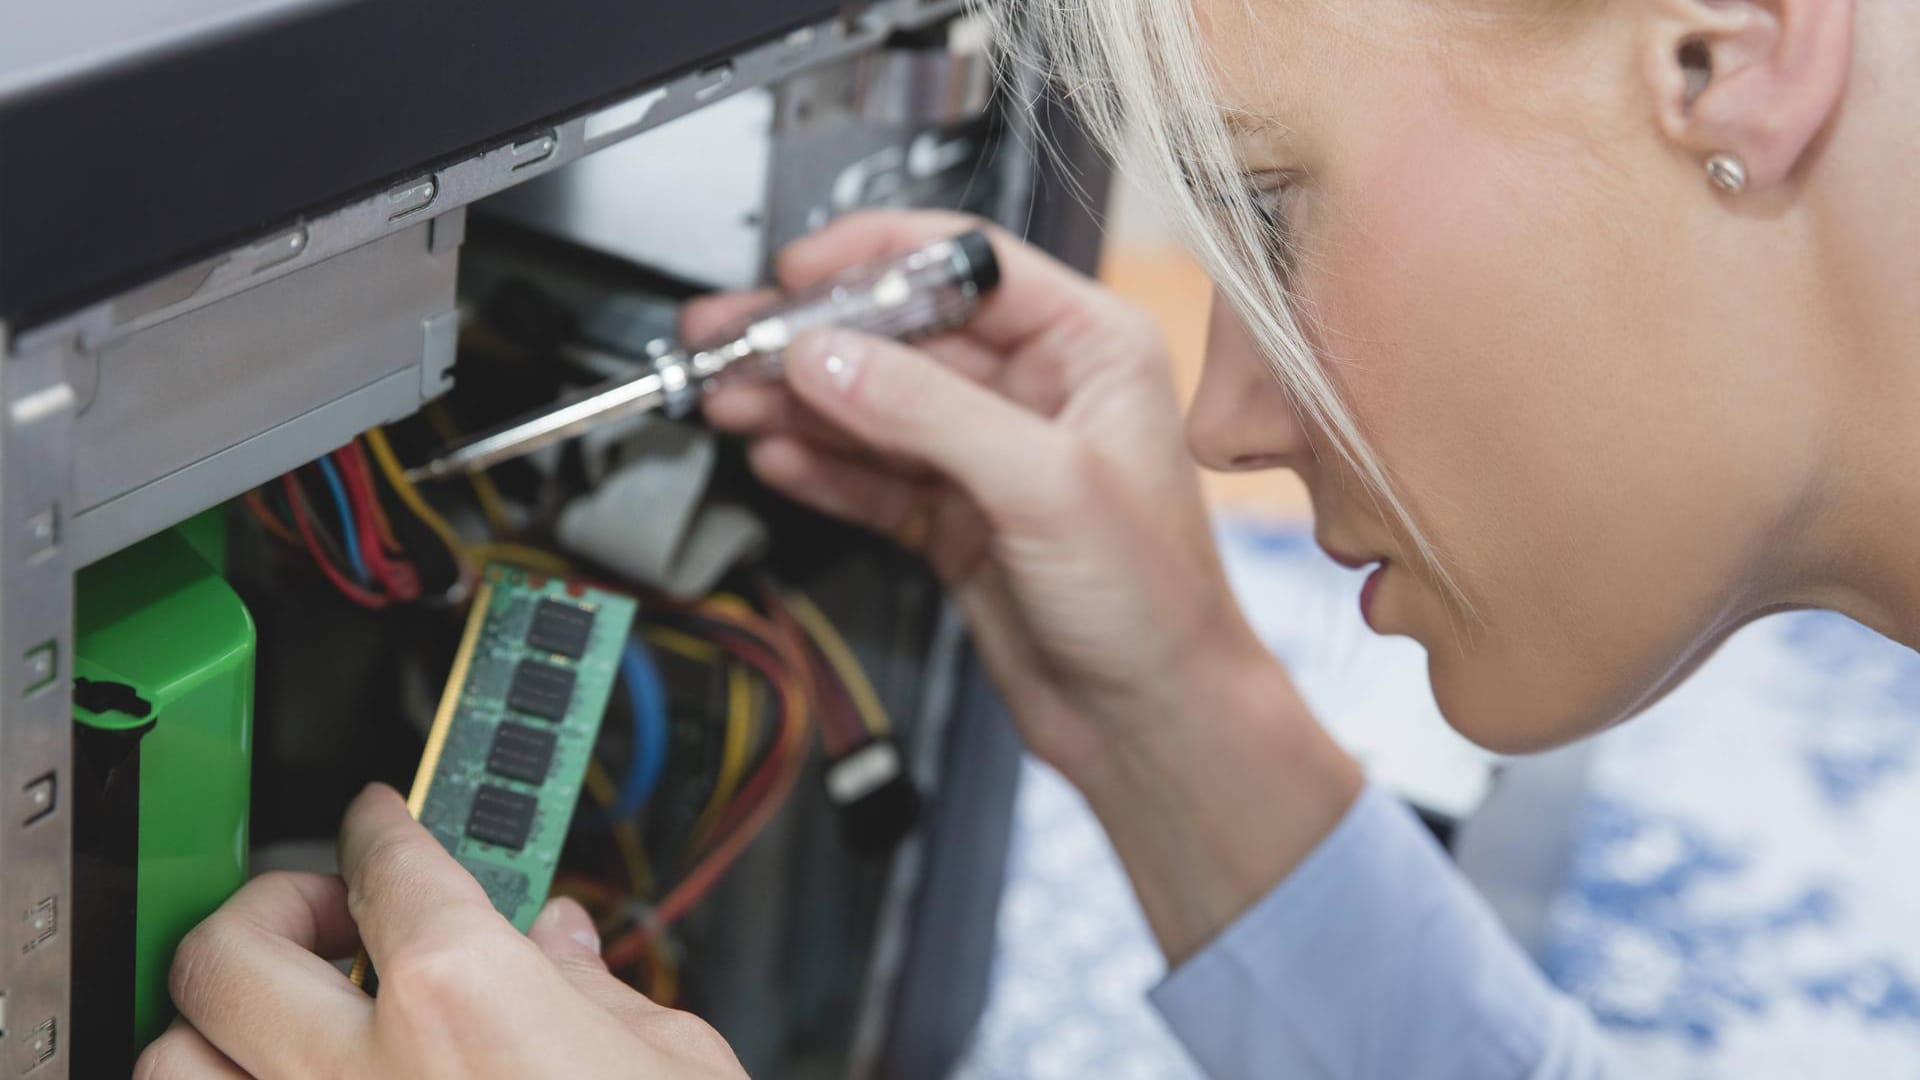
[1151,784,1615,1079]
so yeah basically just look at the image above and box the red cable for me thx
[798,636,866,756]
[243,488,301,546]
[343,440,407,557]
[680,604,840,841]
[603,622,813,969]
[657,615,807,841]
[282,474,390,610]
[335,447,420,602]
[350,445,421,600]
[335,450,390,580]
[697,631,800,843]
[604,675,806,968]
[760,590,870,753]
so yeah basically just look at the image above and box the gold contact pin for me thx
[349,577,496,989]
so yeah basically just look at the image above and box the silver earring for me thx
[1705,152,1747,194]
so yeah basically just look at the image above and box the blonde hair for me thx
[984,0,1465,608]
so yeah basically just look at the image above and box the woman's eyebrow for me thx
[1221,112,1266,136]
[1220,109,1284,138]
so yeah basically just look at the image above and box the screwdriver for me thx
[404,229,1002,483]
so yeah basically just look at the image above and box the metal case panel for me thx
[483,91,776,291]
[0,0,844,326]
[0,325,80,1078]
[67,219,459,566]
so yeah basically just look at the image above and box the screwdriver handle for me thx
[668,229,1002,407]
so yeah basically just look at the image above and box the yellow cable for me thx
[643,627,719,665]
[424,403,514,536]
[648,942,680,1006]
[689,661,754,852]
[640,623,739,850]
[470,542,573,578]
[585,759,654,898]
[552,878,628,936]
[587,755,676,1004]
[703,593,758,622]
[362,474,405,549]
[363,426,473,590]
[582,755,617,806]
[784,592,891,736]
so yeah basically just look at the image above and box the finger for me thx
[219,871,361,960]
[527,899,672,1028]
[747,436,928,535]
[526,896,604,958]
[707,383,949,484]
[169,879,371,1075]
[337,784,505,967]
[679,289,779,344]
[749,437,989,581]
[630,1008,745,1075]
[134,1018,251,1080]
[889,333,1004,385]
[781,329,1074,530]
[706,330,1003,449]
[773,210,1099,354]
[704,382,867,454]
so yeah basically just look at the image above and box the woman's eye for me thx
[1243,176,1300,279]
[1247,178,1295,239]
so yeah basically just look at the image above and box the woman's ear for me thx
[1643,0,1852,192]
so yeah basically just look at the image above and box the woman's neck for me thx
[1772,12,1920,652]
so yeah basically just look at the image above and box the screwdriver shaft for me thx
[403,370,669,483]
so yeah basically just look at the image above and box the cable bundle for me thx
[241,417,913,1007]
[245,427,571,608]
[609,595,814,951]
[246,439,429,608]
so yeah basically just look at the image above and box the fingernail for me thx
[350,782,395,811]
[541,898,601,953]
[789,329,863,394]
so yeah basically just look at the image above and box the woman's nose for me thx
[1186,294,1312,472]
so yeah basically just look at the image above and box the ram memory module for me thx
[353,565,636,986]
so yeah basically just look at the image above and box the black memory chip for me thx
[507,659,575,722]
[527,599,595,659]
[487,722,557,784]
[466,784,538,850]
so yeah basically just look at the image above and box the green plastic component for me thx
[73,522,254,1053]
[173,506,230,573]
[413,565,635,931]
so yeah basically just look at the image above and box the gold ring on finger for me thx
[894,501,932,551]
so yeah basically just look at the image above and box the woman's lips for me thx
[1318,542,1372,570]
[1359,562,1386,629]
[1320,541,1388,629]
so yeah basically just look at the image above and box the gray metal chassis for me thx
[0,4,984,1074]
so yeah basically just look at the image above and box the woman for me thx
[140,0,1915,1072]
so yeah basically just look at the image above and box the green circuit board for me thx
[409,564,636,930]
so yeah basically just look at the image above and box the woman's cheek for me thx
[1301,202,1491,499]
[1301,126,1575,630]
[1301,250,1409,446]
[1301,113,1518,452]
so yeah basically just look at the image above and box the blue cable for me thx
[314,457,370,585]
[613,638,670,821]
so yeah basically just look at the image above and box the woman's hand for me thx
[135,784,746,1080]
[693,210,1251,780]
[690,210,1362,961]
